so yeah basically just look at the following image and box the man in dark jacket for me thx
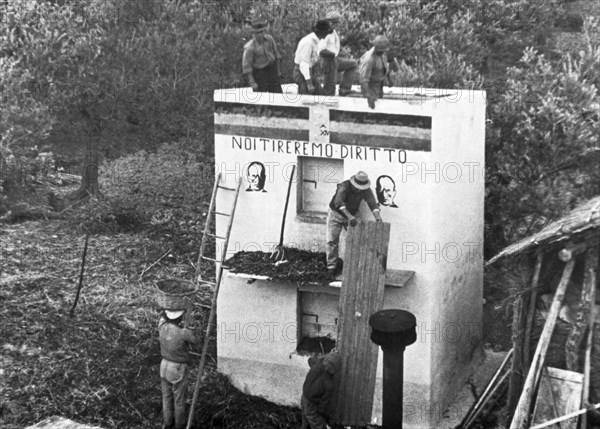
[326,171,382,276]
[301,352,343,429]
[159,309,199,429]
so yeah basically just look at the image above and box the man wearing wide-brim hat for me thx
[326,171,382,277]
[242,17,283,93]
[293,20,332,95]
[158,309,199,429]
[318,8,357,96]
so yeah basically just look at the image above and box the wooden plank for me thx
[384,269,415,288]
[355,222,376,422]
[566,248,597,371]
[362,222,389,420]
[332,221,390,426]
[508,291,527,416]
[580,248,598,429]
[524,252,544,373]
[530,367,583,429]
[333,221,360,422]
[509,258,576,429]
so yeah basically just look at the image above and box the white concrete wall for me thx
[214,85,485,428]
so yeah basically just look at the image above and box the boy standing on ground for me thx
[301,352,342,429]
[159,309,198,429]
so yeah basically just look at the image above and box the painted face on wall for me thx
[246,161,266,192]
[376,175,398,207]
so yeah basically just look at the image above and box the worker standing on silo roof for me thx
[318,8,357,96]
[242,17,283,93]
[293,20,332,95]
[158,309,198,429]
[359,35,390,109]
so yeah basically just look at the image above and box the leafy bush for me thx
[485,19,600,252]
[97,142,213,228]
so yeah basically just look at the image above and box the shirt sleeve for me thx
[185,328,199,346]
[296,39,313,81]
[364,189,380,211]
[242,42,254,75]
[359,53,373,86]
[331,182,350,211]
[266,35,281,61]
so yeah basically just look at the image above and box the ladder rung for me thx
[217,185,236,191]
[201,256,221,263]
[205,232,226,239]
[214,211,231,217]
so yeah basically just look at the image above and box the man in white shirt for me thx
[293,20,332,95]
[318,9,357,96]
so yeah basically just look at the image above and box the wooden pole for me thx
[566,246,594,372]
[523,252,543,372]
[580,248,598,429]
[70,233,90,317]
[507,290,527,416]
[459,348,513,429]
[509,258,575,429]
[529,403,600,429]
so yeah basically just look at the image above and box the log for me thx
[523,252,543,373]
[507,292,527,415]
[509,258,576,429]
[566,248,597,371]
[580,248,598,429]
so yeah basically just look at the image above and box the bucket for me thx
[155,279,196,310]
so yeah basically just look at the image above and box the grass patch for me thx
[0,221,301,428]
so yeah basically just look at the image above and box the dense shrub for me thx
[97,142,213,226]
[485,19,600,252]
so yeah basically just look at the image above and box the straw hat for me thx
[324,9,341,22]
[251,17,268,31]
[165,309,185,319]
[350,171,371,190]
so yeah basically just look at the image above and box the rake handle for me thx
[278,165,296,246]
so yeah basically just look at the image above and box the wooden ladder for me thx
[186,172,242,429]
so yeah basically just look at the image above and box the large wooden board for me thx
[331,221,391,426]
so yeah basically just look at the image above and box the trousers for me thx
[326,209,348,270]
[301,394,327,429]
[160,359,189,429]
[321,56,357,96]
[253,62,282,93]
[293,64,323,95]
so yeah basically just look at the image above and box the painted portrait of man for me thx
[246,161,267,192]
[376,175,398,207]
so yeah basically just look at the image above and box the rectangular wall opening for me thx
[297,290,339,355]
[297,157,344,218]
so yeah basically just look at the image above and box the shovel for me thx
[271,165,296,262]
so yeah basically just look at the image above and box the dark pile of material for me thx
[225,248,331,282]
[297,336,336,355]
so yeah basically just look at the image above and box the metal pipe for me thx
[369,309,417,429]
